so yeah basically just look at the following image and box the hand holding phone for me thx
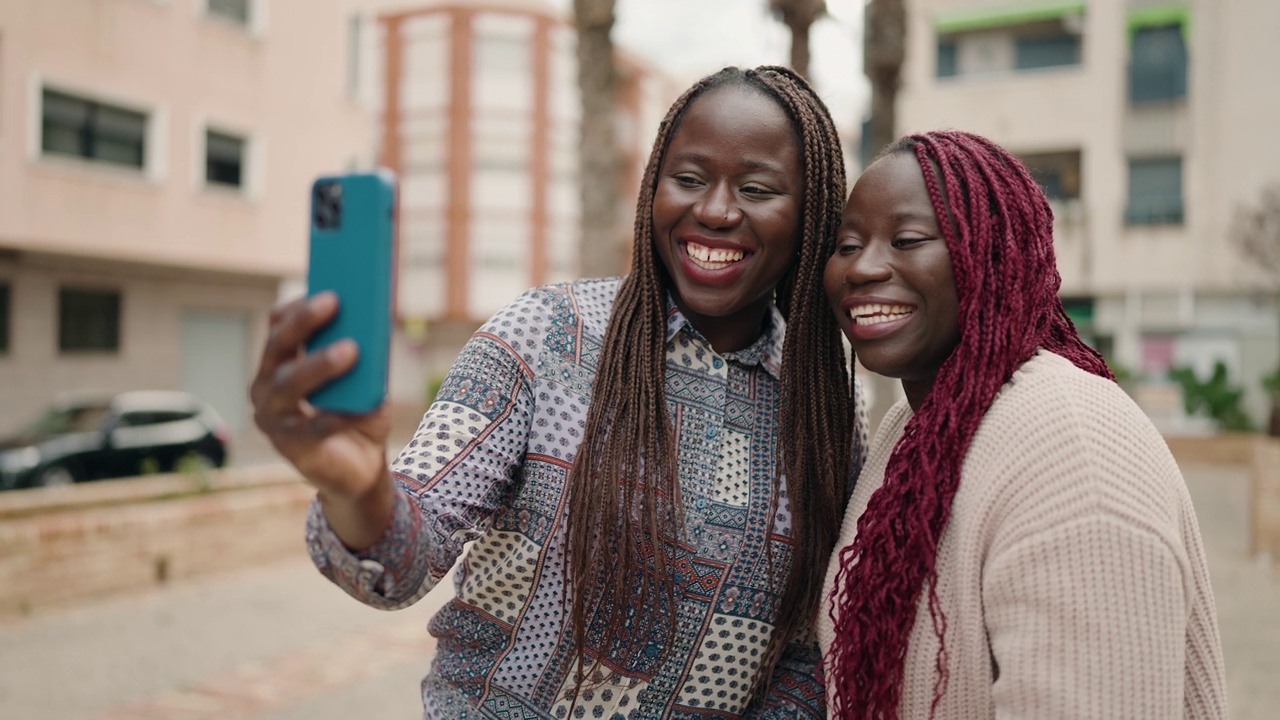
[305,170,396,414]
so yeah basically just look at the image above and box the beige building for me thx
[0,0,373,436]
[888,0,1280,428]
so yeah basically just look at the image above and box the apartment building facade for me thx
[891,0,1280,427]
[363,0,679,406]
[0,0,372,435]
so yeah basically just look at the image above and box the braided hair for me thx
[563,65,856,702]
[825,130,1112,719]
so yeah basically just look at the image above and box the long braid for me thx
[563,66,857,705]
[825,131,1110,719]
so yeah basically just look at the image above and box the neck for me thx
[902,376,937,413]
[699,315,766,354]
[687,309,768,354]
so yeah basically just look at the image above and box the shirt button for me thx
[696,498,709,510]
[712,358,724,369]
[705,427,717,440]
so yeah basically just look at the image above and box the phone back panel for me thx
[305,171,395,414]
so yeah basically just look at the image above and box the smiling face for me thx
[824,151,961,408]
[651,85,803,353]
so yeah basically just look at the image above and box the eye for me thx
[672,173,702,187]
[741,183,776,196]
[892,235,933,249]
[835,237,863,255]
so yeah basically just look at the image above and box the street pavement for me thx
[0,466,1276,719]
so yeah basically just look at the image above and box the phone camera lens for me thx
[313,181,344,230]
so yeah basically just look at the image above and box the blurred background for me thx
[0,0,1277,718]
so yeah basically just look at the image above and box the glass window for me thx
[206,130,245,187]
[0,283,9,353]
[26,404,111,435]
[1126,156,1184,225]
[1018,150,1082,200]
[208,0,250,26]
[1130,25,1187,103]
[1015,33,1081,70]
[42,89,146,169]
[58,288,121,353]
[936,39,958,78]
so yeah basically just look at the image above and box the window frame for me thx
[32,78,166,182]
[1125,156,1185,226]
[1014,32,1082,71]
[1128,23,1189,104]
[204,127,247,189]
[201,0,266,36]
[57,287,123,354]
[40,87,148,170]
[0,282,10,355]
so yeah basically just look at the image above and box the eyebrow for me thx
[669,151,788,176]
[842,209,939,227]
[889,210,939,223]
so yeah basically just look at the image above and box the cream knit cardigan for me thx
[818,351,1228,719]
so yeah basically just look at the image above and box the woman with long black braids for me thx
[251,66,865,718]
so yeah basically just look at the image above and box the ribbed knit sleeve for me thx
[984,512,1190,718]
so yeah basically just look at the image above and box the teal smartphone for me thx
[305,170,396,414]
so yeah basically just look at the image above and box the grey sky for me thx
[551,0,870,136]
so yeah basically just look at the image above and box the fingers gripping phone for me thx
[305,170,396,414]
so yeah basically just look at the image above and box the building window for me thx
[208,0,250,26]
[41,89,146,169]
[0,284,10,354]
[205,129,245,187]
[1015,33,1081,70]
[1018,150,1082,201]
[59,288,121,353]
[931,3,1085,79]
[936,39,958,78]
[1126,156,1184,225]
[1130,25,1187,103]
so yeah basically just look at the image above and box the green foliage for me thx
[425,372,448,408]
[1104,356,1135,389]
[1263,365,1280,398]
[1168,361,1256,432]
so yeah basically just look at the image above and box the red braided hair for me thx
[824,130,1112,719]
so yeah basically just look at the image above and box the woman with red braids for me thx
[818,130,1227,719]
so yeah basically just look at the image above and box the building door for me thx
[181,309,250,430]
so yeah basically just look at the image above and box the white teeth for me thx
[685,242,745,269]
[848,304,913,326]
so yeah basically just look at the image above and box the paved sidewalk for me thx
[0,466,1276,719]
[0,555,451,719]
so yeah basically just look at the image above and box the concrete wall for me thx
[1253,439,1280,562]
[0,465,311,619]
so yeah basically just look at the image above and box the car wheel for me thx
[35,464,77,488]
[176,451,217,474]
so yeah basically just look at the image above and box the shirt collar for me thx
[663,293,785,380]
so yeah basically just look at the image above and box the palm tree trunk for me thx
[864,0,906,155]
[862,0,908,432]
[770,0,825,81]
[573,0,621,279]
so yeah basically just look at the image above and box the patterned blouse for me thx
[307,277,864,718]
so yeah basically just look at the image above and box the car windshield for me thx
[24,404,112,436]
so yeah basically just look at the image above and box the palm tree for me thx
[864,0,906,155]
[862,0,908,432]
[574,0,622,278]
[770,0,826,80]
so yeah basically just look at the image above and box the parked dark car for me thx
[0,391,230,490]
